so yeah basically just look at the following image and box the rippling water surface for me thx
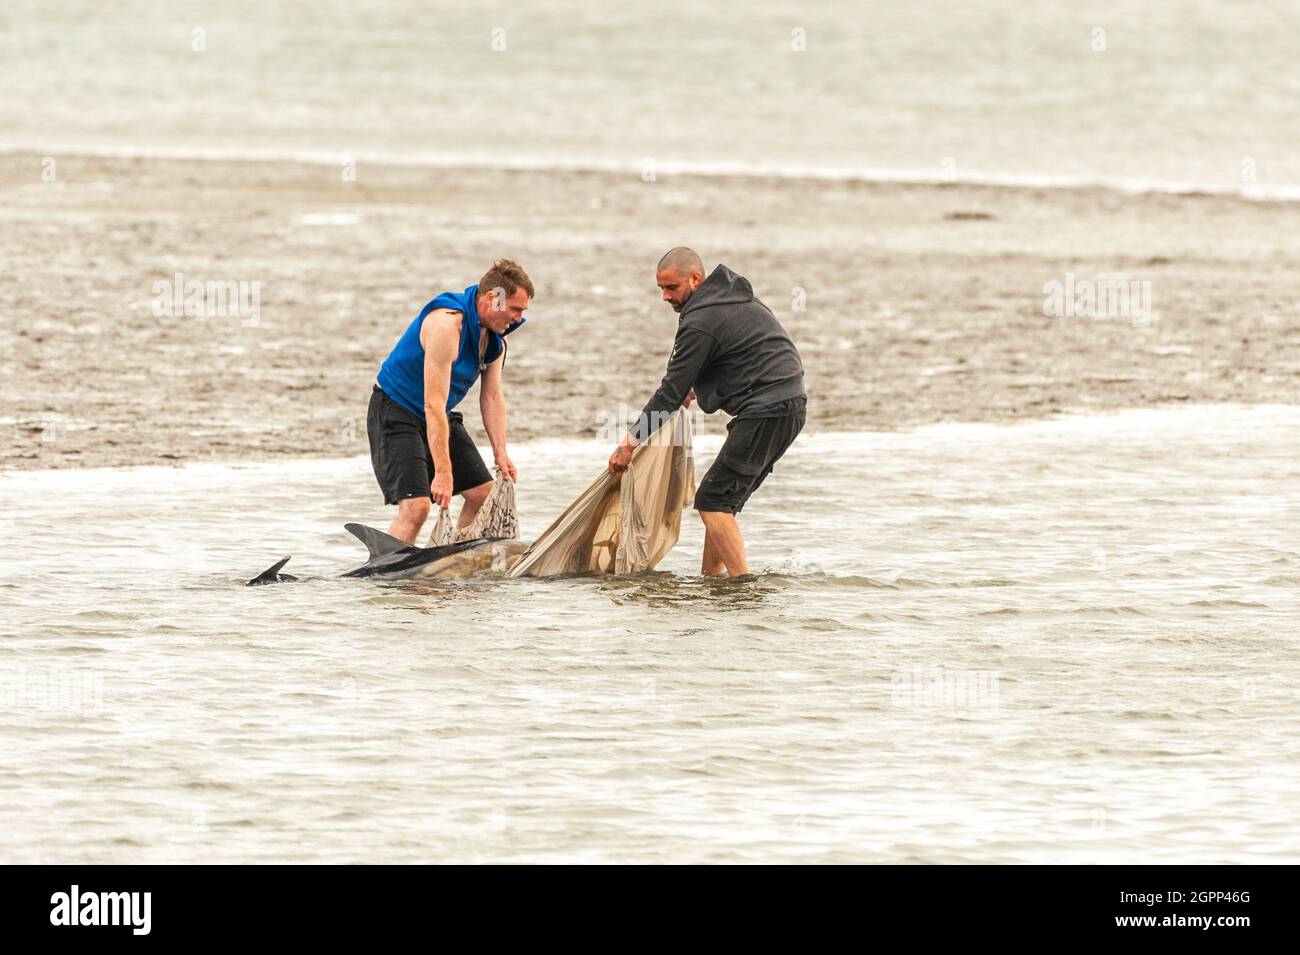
[6,0,1300,194]
[1,406,1297,863]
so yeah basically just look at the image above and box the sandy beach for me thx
[3,150,1299,471]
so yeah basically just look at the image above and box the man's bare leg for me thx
[457,480,494,529]
[699,510,748,577]
[388,496,430,544]
[701,525,725,576]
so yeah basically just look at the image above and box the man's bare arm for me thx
[420,309,460,507]
[479,349,516,481]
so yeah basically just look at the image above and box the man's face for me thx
[478,286,529,334]
[657,268,702,313]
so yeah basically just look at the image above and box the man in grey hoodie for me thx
[608,247,807,577]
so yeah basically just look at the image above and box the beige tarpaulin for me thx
[426,467,520,546]
[509,410,696,577]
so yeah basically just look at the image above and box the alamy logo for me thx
[152,271,261,326]
[593,404,699,443]
[49,885,151,935]
[1043,272,1154,326]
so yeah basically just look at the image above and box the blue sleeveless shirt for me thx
[376,284,525,419]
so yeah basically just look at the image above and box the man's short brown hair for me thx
[479,259,535,300]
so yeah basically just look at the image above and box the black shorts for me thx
[367,385,492,505]
[695,398,806,514]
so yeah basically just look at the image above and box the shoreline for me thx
[4,404,1294,480]
[4,151,1300,472]
[7,144,1300,204]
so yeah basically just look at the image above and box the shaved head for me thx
[657,246,704,277]
[655,247,706,313]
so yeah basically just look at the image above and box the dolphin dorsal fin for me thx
[345,523,419,559]
[247,555,293,586]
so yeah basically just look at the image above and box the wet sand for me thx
[3,151,1299,470]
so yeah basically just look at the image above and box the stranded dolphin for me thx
[247,523,530,585]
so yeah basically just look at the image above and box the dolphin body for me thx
[247,523,530,585]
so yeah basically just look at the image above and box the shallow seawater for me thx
[8,0,1300,194]
[1,406,1297,863]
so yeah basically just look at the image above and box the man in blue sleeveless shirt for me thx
[368,259,533,543]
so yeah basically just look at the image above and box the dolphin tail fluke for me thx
[247,555,297,586]
[344,522,421,559]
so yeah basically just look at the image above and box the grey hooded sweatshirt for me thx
[632,264,806,441]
